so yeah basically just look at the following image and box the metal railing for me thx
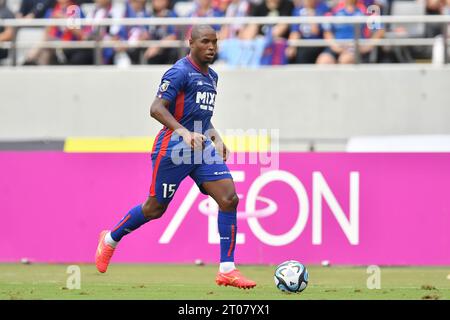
[0,15,449,66]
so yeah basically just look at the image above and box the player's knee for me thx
[218,193,239,211]
[142,201,167,220]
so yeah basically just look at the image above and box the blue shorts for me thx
[149,142,233,204]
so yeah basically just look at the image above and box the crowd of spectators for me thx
[0,0,449,65]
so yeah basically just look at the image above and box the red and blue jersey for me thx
[148,9,178,40]
[322,2,370,39]
[153,56,219,155]
[149,56,231,201]
[290,2,330,39]
[116,1,150,41]
[45,2,85,41]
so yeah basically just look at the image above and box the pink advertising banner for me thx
[0,152,449,265]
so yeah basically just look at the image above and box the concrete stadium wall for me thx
[1,65,450,140]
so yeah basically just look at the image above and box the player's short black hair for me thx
[190,25,216,41]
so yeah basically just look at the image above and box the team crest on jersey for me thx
[159,80,170,92]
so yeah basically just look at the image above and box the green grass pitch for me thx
[0,264,449,300]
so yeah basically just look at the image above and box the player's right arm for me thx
[150,68,205,149]
[150,98,204,149]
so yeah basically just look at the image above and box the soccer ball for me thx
[274,260,308,293]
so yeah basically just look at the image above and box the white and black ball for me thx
[274,260,309,293]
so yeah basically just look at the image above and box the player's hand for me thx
[177,128,206,150]
[190,132,207,150]
[214,141,230,162]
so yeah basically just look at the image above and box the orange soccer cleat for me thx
[216,269,257,289]
[95,230,115,273]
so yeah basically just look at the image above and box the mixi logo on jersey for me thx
[159,170,360,247]
[196,91,216,112]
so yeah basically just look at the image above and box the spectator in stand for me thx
[23,0,90,65]
[286,0,329,64]
[429,0,450,63]
[213,0,232,12]
[82,0,114,65]
[241,0,294,40]
[443,0,450,14]
[426,0,444,14]
[0,0,14,63]
[112,0,151,65]
[219,0,251,39]
[426,0,446,38]
[17,0,55,19]
[359,0,388,13]
[316,0,384,64]
[144,0,179,64]
[444,0,450,46]
[189,0,225,32]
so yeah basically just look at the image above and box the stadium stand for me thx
[0,0,449,66]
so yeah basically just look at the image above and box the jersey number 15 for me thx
[162,183,176,198]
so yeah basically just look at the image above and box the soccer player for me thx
[95,25,256,289]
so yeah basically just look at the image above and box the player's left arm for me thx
[207,122,230,162]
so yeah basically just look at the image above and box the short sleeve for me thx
[156,67,186,102]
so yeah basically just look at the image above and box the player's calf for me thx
[142,197,168,220]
